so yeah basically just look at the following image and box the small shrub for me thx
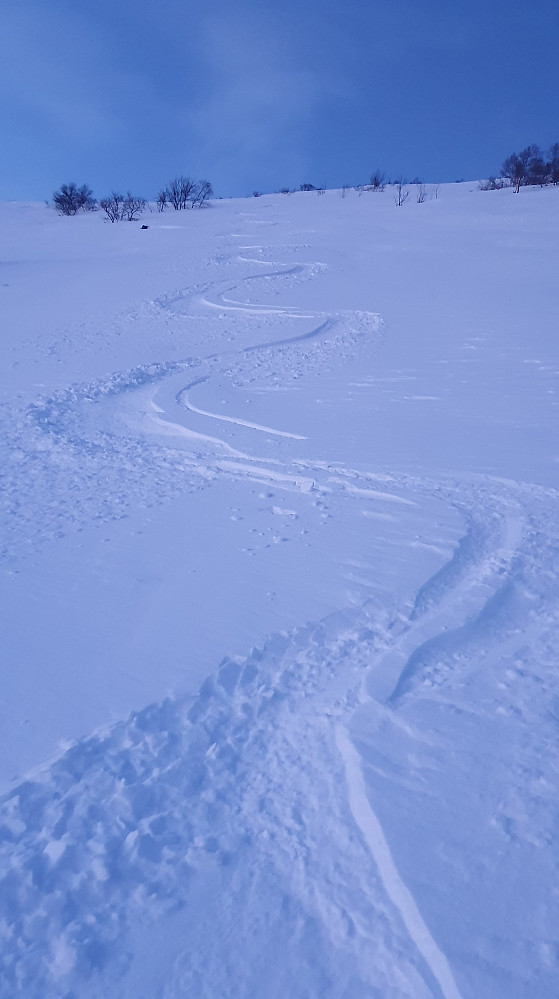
[500,146,543,193]
[527,156,549,187]
[167,176,195,210]
[479,177,505,191]
[122,193,147,221]
[164,176,212,209]
[99,192,147,222]
[99,193,124,222]
[392,179,409,206]
[548,143,559,185]
[52,183,96,216]
[369,171,386,191]
[189,179,213,207]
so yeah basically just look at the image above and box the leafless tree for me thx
[189,179,213,207]
[527,155,549,187]
[122,192,147,221]
[416,183,427,203]
[392,179,409,206]
[155,189,167,212]
[499,141,559,190]
[369,171,386,191]
[548,143,559,185]
[501,146,540,193]
[167,176,196,210]
[52,182,96,215]
[99,192,147,222]
[99,193,125,222]
[165,176,212,209]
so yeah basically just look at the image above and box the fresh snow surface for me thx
[1,183,558,998]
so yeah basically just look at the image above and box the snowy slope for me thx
[0,183,558,998]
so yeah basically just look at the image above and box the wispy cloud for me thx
[0,2,158,147]
[178,9,353,192]
[2,0,557,198]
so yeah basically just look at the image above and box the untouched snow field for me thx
[1,183,558,997]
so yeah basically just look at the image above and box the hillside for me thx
[1,182,558,998]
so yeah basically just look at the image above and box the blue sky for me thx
[1,0,558,200]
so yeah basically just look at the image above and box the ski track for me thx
[335,725,465,999]
[178,384,307,439]
[2,232,559,995]
[0,250,380,565]
[2,470,557,996]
